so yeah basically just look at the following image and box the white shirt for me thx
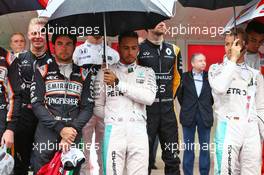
[73,40,120,66]
[244,51,262,70]
[192,70,203,97]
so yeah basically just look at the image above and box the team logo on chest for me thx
[166,48,172,55]
[136,71,145,84]
[45,80,83,96]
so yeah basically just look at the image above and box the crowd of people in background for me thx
[0,16,264,175]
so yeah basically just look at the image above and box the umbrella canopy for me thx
[178,0,253,10]
[225,0,264,30]
[0,0,48,15]
[48,0,175,36]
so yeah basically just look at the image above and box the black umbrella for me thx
[0,0,48,15]
[178,0,253,33]
[48,0,173,36]
[47,0,175,66]
[178,0,253,10]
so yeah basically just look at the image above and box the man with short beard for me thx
[138,21,183,175]
[14,17,53,175]
[30,33,94,174]
[94,31,156,175]
[209,28,264,174]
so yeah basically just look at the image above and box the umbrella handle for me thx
[103,12,109,69]
[232,2,237,34]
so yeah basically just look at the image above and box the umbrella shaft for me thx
[103,12,108,69]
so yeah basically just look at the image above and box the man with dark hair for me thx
[94,31,156,175]
[30,33,94,173]
[138,21,182,175]
[245,20,264,70]
[209,28,264,174]
[178,53,213,175]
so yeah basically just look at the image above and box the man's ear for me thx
[27,32,30,40]
[52,45,55,52]
[191,62,195,68]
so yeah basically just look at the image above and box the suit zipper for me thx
[157,49,161,72]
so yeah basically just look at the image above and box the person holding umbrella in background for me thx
[73,35,119,175]
[138,21,183,175]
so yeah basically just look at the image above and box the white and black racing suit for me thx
[93,62,156,175]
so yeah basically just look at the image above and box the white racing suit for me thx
[208,58,264,175]
[73,40,120,175]
[244,51,264,70]
[93,62,156,175]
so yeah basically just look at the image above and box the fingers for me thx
[5,141,13,148]
[64,138,73,145]
[72,128,77,135]
[232,39,240,46]
[0,131,14,148]
[232,39,242,51]
[1,137,13,148]
[69,128,77,136]
[59,140,71,153]
[1,136,4,147]
[104,69,115,77]
[103,69,117,86]
[63,133,76,144]
[60,127,77,140]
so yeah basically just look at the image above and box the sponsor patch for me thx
[0,66,7,81]
[45,80,83,96]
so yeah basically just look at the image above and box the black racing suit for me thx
[138,39,183,175]
[30,60,94,173]
[0,47,21,139]
[14,51,53,175]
